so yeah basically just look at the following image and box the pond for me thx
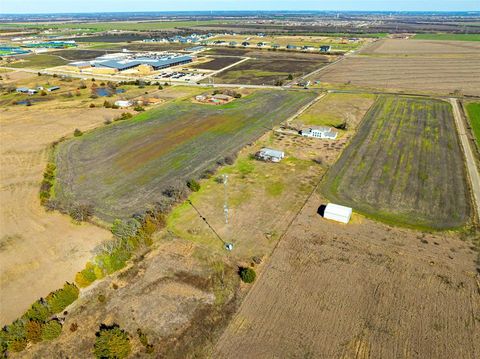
[95,88,125,97]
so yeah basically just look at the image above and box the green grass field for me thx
[54,90,317,221]
[322,95,470,230]
[466,102,480,147]
[7,54,68,69]
[413,33,480,41]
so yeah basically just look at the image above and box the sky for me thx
[1,0,479,14]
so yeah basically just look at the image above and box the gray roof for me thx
[95,55,192,70]
[260,148,284,158]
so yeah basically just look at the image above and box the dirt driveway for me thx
[0,106,116,325]
[215,191,480,358]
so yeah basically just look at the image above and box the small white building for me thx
[324,203,352,224]
[114,100,133,108]
[256,148,285,162]
[301,126,338,140]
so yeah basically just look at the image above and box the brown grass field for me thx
[314,39,480,96]
[215,191,480,359]
[0,97,114,325]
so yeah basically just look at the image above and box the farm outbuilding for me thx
[324,203,352,224]
[256,148,285,162]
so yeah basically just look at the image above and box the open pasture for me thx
[465,102,480,148]
[323,96,470,229]
[5,54,69,69]
[315,39,480,96]
[212,52,330,85]
[296,92,376,129]
[54,90,317,221]
[189,56,243,71]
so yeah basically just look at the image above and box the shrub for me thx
[103,100,112,108]
[224,154,236,165]
[158,85,163,90]
[111,218,141,241]
[3,319,26,343]
[239,267,256,283]
[25,320,44,343]
[99,246,132,274]
[75,262,97,287]
[41,320,62,341]
[234,93,242,98]
[23,300,52,322]
[94,324,131,359]
[89,103,96,108]
[7,339,27,352]
[45,282,79,313]
[69,203,94,222]
[73,128,83,137]
[186,179,200,192]
[133,105,145,112]
[287,74,293,80]
[40,90,47,96]
[162,181,189,201]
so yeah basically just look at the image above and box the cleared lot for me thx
[322,96,470,229]
[314,39,480,96]
[215,192,480,358]
[54,90,317,221]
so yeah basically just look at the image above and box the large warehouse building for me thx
[94,55,193,71]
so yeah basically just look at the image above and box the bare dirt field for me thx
[189,56,243,71]
[215,191,480,359]
[314,39,480,96]
[0,104,117,325]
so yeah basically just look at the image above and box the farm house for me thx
[323,203,352,224]
[300,126,338,139]
[256,148,285,162]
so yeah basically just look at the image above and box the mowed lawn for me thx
[465,102,480,147]
[55,90,316,221]
[323,96,471,229]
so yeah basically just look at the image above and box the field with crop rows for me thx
[323,96,470,229]
[54,90,316,221]
[315,39,480,96]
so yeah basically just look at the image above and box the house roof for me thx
[260,148,284,158]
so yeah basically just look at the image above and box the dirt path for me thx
[451,98,480,219]
[0,106,116,325]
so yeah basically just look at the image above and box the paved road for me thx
[450,98,480,219]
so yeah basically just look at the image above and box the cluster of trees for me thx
[0,283,79,355]
[74,212,162,288]
[39,163,56,205]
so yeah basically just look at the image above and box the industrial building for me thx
[94,55,193,71]
[68,52,193,73]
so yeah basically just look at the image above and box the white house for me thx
[300,126,338,140]
[324,203,352,224]
[256,148,285,162]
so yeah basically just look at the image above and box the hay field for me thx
[323,96,470,229]
[54,90,317,221]
[0,103,115,325]
[314,39,480,96]
[215,192,480,358]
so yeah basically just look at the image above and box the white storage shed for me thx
[324,203,352,224]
